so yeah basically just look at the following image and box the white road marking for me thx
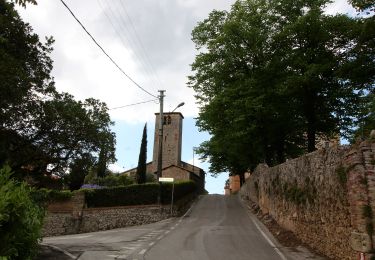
[139,249,146,255]
[157,235,163,240]
[164,230,170,234]
[249,215,288,260]
[122,246,138,250]
[149,242,155,246]
[41,244,76,259]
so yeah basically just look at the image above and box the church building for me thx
[123,112,205,192]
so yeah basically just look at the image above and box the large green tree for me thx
[349,0,374,11]
[189,0,373,182]
[0,0,116,184]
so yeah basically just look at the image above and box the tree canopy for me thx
[349,0,374,11]
[0,0,116,186]
[189,0,374,182]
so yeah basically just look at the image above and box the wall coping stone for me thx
[82,204,162,212]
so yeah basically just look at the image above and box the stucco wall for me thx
[241,133,375,259]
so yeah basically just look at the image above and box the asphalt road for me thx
[41,195,324,260]
[145,194,283,260]
[41,218,175,259]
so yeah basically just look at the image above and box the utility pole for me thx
[157,90,165,205]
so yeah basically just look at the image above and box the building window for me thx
[163,115,171,125]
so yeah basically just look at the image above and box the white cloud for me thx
[325,0,356,15]
[108,163,125,174]
[186,157,203,169]
[17,0,235,124]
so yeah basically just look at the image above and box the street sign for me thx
[159,177,174,182]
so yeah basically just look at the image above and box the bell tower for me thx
[152,112,183,171]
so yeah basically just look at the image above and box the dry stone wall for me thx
[42,190,195,237]
[43,204,174,237]
[240,132,375,260]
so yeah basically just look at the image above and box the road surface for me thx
[145,194,283,260]
[42,195,324,260]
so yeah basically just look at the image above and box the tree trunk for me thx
[307,122,316,152]
[239,172,245,186]
[276,135,286,164]
[304,88,317,153]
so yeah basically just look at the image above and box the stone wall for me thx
[240,132,375,259]
[43,191,195,237]
[43,205,171,237]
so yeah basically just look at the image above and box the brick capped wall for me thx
[240,132,375,259]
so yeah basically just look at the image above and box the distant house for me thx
[123,112,205,192]
[224,172,251,195]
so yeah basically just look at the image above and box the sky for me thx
[17,0,355,194]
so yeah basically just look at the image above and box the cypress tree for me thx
[97,147,107,178]
[136,123,147,184]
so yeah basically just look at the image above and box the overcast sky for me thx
[17,0,355,194]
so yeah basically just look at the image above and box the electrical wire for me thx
[96,0,159,91]
[59,0,158,99]
[109,99,158,110]
[117,0,164,89]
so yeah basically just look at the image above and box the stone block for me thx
[370,130,375,139]
[350,232,372,252]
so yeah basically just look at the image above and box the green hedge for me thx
[30,188,73,206]
[83,181,197,208]
[160,181,197,204]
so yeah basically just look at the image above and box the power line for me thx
[109,99,158,110]
[117,0,164,89]
[96,0,159,91]
[59,0,158,99]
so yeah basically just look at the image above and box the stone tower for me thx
[152,112,183,171]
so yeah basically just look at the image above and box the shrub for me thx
[30,188,73,206]
[118,174,135,186]
[160,181,197,204]
[146,173,157,183]
[84,174,135,188]
[0,165,45,259]
[84,183,158,207]
[83,180,197,207]
[80,184,103,189]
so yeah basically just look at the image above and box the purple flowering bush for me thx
[80,184,104,189]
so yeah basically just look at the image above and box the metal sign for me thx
[159,177,174,182]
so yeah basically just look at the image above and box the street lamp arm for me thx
[171,102,185,112]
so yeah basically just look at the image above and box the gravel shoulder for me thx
[240,195,328,260]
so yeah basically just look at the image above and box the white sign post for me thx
[159,177,175,215]
[158,177,174,182]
